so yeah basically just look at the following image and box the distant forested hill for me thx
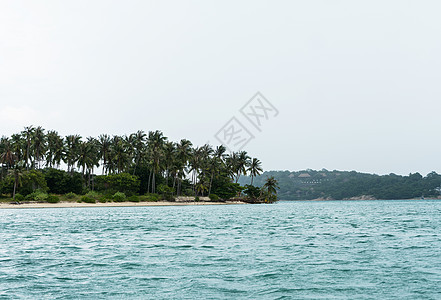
[239,170,441,200]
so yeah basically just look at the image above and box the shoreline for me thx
[0,201,246,209]
[282,197,441,201]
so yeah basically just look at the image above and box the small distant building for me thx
[298,173,311,178]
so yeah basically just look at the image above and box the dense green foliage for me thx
[0,126,265,202]
[43,168,83,194]
[95,173,140,195]
[240,170,441,200]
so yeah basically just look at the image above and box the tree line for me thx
[243,169,441,200]
[0,126,280,202]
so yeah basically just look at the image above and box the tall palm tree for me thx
[207,145,227,195]
[248,158,263,185]
[236,151,251,183]
[225,152,239,182]
[174,139,192,195]
[263,176,279,202]
[124,134,136,169]
[10,134,24,164]
[32,126,46,169]
[225,151,250,183]
[131,130,146,175]
[21,126,35,170]
[197,144,214,192]
[98,134,111,175]
[78,137,100,187]
[65,134,82,173]
[163,141,176,185]
[189,147,203,194]
[77,139,96,177]
[109,135,130,174]
[147,130,166,193]
[46,130,64,168]
[0,137,16,170]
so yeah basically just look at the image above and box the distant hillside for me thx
[238,170,441,200]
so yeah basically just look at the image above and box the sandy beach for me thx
[0,201,246,209]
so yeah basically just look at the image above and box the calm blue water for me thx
[1,200,441,299]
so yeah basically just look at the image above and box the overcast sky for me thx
[1,1,441,175]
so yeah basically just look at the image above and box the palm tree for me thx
[0,137,16,167]
[263,176,279,203]
[9,164,24,202]
[77,138,98,178]
[10,134,24,164]
[109,135,130,174]
[147,130,167,193]
[32,126,46,169]
[236,151,251,183]
[21,126,35,170]
[46,131,64,168]
[98,134,111,174]
[226,151,251,183]
[0,137,17,178]
[189,147,203,194]
[163,141,176,185]
[65,135,82,173]
[207,145,226,195]
[174,139,192,195]
[225,152,239,182]
[248,158,263,185]
[84,137,100,188]
[131,130,146,175]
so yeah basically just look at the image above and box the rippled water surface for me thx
[1,200,441,299]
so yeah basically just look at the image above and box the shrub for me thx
[25,190,48,201]
[85,191,101,200]
[195,196,200,202]
[140,195,153,202]
[81,196,96,203]
[209,194,220,201]
[46,195,60,203]
[183,188,193,196]
[243,185,261,199]
[65,192,77,199]
[127,195,140,202]
[158,184,175,201]
[102,193,114,202]
[113,192,126,202]
[14,193,24,201]
[144,193,161,202]
[210,173,244,200]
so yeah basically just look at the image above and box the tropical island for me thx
[0,126,279,208]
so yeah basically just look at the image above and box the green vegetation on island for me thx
[240,169,441,200]
[0,126,279,204]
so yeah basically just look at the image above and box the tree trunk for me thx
[208,171,214,196]
[148,170,152,194]
[13,179,17,201]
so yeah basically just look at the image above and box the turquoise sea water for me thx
[1,200,441,299]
